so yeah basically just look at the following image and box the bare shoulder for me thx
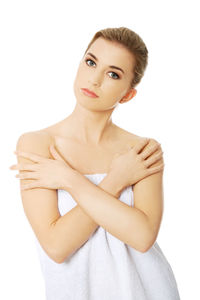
[114,125,161,149]
[16,130,54,158]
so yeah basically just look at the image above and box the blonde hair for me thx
[84,26,148,89]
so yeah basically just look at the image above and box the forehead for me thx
[87,37,135,73]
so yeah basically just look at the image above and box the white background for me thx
[1,0,199,299]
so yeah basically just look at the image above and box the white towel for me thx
[35,173,181,300]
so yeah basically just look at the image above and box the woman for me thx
[10,27,181,299]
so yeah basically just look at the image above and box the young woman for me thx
[10,27,181,299]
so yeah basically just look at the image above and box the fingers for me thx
[140,142,161,160]
[147,162,165,175]
[14,151,43,163]
[145,150,164,167]
[10,163,37,171]
[16,172,37,179]
[20,181,41,191]
[133,138,150,154]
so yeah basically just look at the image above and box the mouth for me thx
[81,88,99,98]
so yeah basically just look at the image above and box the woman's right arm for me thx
[15,131,119,264]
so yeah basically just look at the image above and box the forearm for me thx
[50,174,121,263]
[66,172,152,253]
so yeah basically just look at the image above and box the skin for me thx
[10,37,164,262]
[61,36,137,145]
[40,37,140,175]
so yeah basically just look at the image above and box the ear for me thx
[119,88,137,104]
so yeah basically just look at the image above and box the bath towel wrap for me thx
[34,173,181,300]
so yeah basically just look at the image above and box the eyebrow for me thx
[86,52,125,74]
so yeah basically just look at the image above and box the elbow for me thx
[136,228,157,253]
[46,224,69,264]
[141,234,157,253]
[51,252,64,264]
[138,240,154,253]
[48,243,72,263]
[47,248,67,264]
[45,237,67,264]
[47,242,71,263]
[141,243,153,253]
[53,257,65,264]
[141,221,160,253]
[46,247,63,264]
[53,252,74,264]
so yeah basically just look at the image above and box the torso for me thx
[37,118,144,175]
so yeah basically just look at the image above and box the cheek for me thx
[73,70,86,90]
[105,82,127,99]
[78,66,92,84]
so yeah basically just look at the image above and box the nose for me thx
[91,82,100,88]
[89,72,102,87]
[88,81,101,89]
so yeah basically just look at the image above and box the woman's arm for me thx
[61,172,152,255]
[49,177,122,263]
[15,131,123,264]
[58,138,164,260]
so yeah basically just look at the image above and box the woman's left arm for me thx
[65,171,156,253]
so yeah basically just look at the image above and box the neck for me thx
[65,102,115,145]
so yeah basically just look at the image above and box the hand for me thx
[10,145,75,191]
[108,138,164,189]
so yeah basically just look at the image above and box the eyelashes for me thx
[84,58,120,80]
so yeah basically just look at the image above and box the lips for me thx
[81,88,99,98]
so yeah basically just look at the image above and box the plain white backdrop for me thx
[1,0,199,299]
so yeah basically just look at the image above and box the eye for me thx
[108,72,120,79]
[85,58,96,67]
[85,58,120,80]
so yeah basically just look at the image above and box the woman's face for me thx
[73,37,137,111]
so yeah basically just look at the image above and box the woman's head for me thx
[73,27,148,112]
[84,27,148,90]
